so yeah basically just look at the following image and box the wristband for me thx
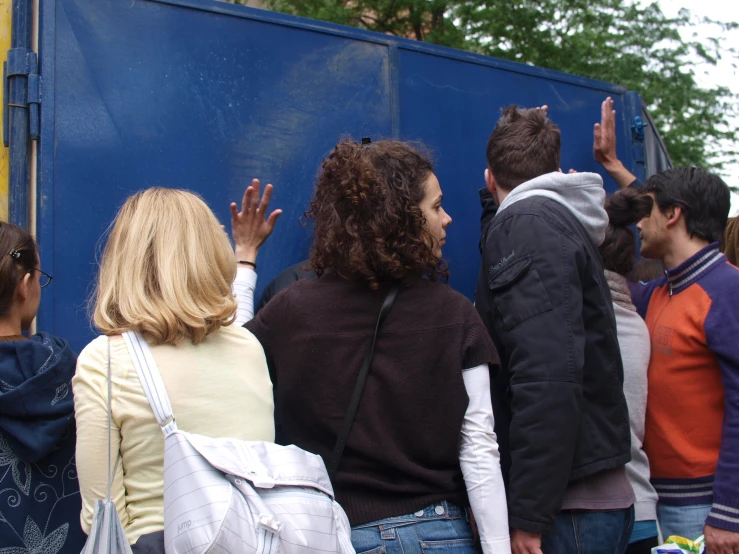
[237,260,257,269]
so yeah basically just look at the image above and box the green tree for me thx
[261,0,738,172]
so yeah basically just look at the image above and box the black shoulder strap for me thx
[327,283,401,476]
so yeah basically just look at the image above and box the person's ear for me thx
[664,205,684,229]
[485,168,496,195]
[16,272,32,302]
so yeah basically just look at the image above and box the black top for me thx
[246,273,498,525]
[475,195,631,534]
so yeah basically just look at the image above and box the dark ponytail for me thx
[599,188,653,276]
[0,222,37,317]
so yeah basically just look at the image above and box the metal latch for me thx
[631,115,648,142]
[4,47,41,146]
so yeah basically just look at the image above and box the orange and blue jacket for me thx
[631,242,739,532]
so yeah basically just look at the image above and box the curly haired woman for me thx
[245,140,511,554]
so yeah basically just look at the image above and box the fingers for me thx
[265,209,283,231]
[258,184,275,214]
[601,97,610,124]
[229,202,239,220]
[241,186,255,215]
[568,169,577,173]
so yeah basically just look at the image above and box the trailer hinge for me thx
[631,115,647,142]
[4,47,41,146]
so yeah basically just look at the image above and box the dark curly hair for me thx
[599,188,654,276]
[305,139,447,289]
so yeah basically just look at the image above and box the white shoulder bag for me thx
[122,331,354,554]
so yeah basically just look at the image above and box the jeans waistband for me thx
[352,500,467,530]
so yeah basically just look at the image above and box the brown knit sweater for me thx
[246,273,499,525]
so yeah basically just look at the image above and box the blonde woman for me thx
[73,184,280,553]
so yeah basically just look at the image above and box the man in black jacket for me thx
[476,106,634,554]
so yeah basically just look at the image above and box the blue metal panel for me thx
[396,47,632,299]
[36,0,661,351]
[39,0,393,350]
[7,0,33,229]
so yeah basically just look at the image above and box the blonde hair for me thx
[93,188,237,345]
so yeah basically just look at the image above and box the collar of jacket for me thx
[664,241,725,296]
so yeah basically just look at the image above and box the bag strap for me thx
[106,337,121,501]
[122,331,178,436]
[327,283,401,476]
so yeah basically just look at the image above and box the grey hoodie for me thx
[497,171,608,247]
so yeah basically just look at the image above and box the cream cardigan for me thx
[73,321,274,544]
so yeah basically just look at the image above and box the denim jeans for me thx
[657,503,711,542]
[130,531,165,554]
[541,506,635,554]
[351,501,476,554]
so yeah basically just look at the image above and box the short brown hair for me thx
[486,105,561,191]
[599,188,654,276]
[306,139,447,289]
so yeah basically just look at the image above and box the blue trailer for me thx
[4,0,671,352]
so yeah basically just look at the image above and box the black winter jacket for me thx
[475,190,631,534]
[255,260,317,312]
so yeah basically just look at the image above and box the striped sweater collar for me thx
[665,242,725,295]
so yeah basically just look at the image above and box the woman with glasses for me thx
[0,221,88,554]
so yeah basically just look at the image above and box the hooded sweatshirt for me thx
[0,332,87,554]
[476,171,633,533]
[497,171,609,247]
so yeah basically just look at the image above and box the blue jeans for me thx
[657,503,711,542]
[351,501,476,554]
[541,506,635,554]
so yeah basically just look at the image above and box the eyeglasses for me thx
[28,268,53,288]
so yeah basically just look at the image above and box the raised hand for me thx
[593,96,636,188]
[594,97,618,170]
[230,178,283,263]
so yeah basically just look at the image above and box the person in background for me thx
[245,139,511,554]
[595,94,739,552]
[0,221,87,554]
[593,95,737,265]
[721,216,739,266]
[476,105,634,554]
[599,189,660,553]
[629,168,739,553]
[255,260,315,312]
[74,185,279,553]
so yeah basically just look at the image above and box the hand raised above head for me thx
[230,178,283,263]
[594,97,617,167]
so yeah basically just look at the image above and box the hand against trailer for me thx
[231,179,283,263]
[593,97,636,188]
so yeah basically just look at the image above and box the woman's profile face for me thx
[418,172,452,258]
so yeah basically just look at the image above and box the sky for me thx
[656,0,739,213]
